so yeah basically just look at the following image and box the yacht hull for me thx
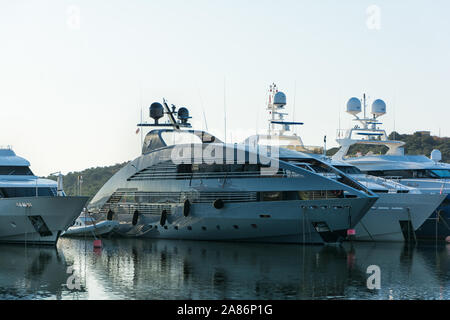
[387,180,450,240]
[112,197,374,244]
[415,194,450,240]
[0,196,89,245]
[354,193,445,242]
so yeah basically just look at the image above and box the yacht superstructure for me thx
[332,95,450,240]
[88,99,377,244]
[244,85,445,242]
[0,148,89,245]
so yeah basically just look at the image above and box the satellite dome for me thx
[371,99,386,116]
[431,149,442,162]
[177,107,190,123]
[346,97,362,115]
[273,91,286,107]
[150,102,164,123]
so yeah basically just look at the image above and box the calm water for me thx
[0,238,449,300]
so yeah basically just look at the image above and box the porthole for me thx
[213,199,224,209]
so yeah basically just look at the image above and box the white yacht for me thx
[88,99,378,244]
[326,160,444,241]
[244,85,445,242]
[0,147,89,245]
[332,95,450,240]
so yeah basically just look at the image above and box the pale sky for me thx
[1,0,449,176]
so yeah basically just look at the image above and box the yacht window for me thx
[334,166,363,175]
[368,169,450,179]
[428,169,450,179]
[367,170,405,178]
[298,190,344,200]
[160,131,203,146]
[261,192,283,201]
[260,191,341,201]
[177,164,192,174]
[0,187,57,198]
[283,158,334,174]
[373,189,389,194]
[0,166,34,175]
[177,163,262,174]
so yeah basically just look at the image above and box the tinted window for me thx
[334,166,363,174]
[261,191,282,201]
[178,163,262,174]
[0,187,57,198]
[429,169,450,179]
[367,169,450,179]
[0,166,34,175]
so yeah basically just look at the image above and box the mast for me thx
[266,83,303,136]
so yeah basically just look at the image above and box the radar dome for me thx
[150,102,164,123]
[177,107,190,123]
[346,97,362,115]
[273,91,286,108]
[371,99,386,116]
[431,149,442,162]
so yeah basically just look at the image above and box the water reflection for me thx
[57,239,450,300]
[1,239,450,300]
[0,245,68,299]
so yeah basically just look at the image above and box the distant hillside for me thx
[327,131,450,161]
[46,162,128,199]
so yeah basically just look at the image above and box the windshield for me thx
[160,131,203,145]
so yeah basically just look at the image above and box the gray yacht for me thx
[88,100,378,244]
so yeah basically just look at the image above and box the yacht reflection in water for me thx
[58,239,450,300]
[0,245,69,299]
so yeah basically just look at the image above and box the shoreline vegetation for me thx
[46,131,450,198]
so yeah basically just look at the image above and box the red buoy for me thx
[93,240,102,248]
[347,229,356,236]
